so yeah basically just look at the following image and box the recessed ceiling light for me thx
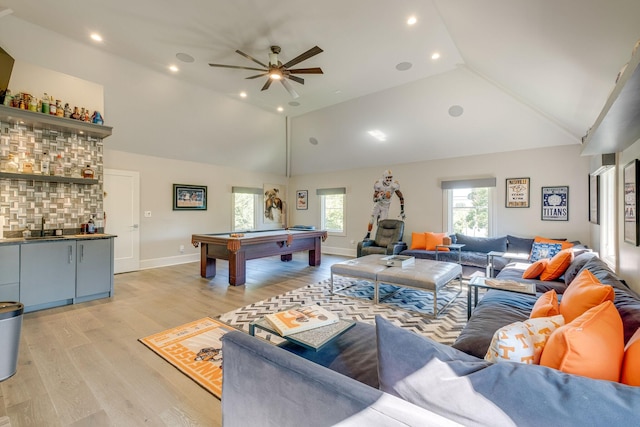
[396,62,412,71]
[309,137,318,145]
[431,52,441,60]
[90,33,103,42]
[407,16,417,26]
[288,101,300,107]
[277,106,284,112]
[169,65,179,73]
[240,92,247,98]
[176,52,195,63]
[368,130,387,141]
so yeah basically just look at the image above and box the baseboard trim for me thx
[322,246,356,257]
[139,253,200,270]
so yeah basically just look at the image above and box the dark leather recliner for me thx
[357,219,407,257]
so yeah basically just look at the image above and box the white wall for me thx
[289,144,591,256]
[104,150,286,268]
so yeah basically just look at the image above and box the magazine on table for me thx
[485,279,536,294]
[265,305,339,336]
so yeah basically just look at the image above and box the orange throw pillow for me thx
[540,249,574,281]
[559,269,615,323]
[424,232,449,251]
[534,236,574,251]
[410,232,426,250]
[621,328,640,386]
[540,301,624,382]
[522,259,549,279]
[530,289,559,318]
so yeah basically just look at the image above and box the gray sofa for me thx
[221,252,640,427]
[400,233,536,278]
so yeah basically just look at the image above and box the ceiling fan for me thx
[209,45,323,99]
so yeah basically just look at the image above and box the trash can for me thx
[0,302,23,381]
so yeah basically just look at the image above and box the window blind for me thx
[231,186,262,195]
[440,178,496,190]
[316,187,346,195]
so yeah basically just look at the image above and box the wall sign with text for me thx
[505,177,530,208]
[541,186,569,221]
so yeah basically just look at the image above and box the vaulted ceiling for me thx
[1,0,639,175]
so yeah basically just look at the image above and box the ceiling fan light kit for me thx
[209,45,323,98]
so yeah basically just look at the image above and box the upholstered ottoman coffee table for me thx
[329,255,389,296]
[330,255,463,318]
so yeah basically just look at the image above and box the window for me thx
[600,168,616,266]
[232,187,260,231]
[317,188,346,235]
[442,178,496,237]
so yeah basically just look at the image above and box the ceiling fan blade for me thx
[246,73,269,79]
[287,67,324,75]
[208,63,267,72]
[286,74,305,85]
[281,79,300,99]
[282,46,323,69]
[235,49,268,68]
[261,78,273,91]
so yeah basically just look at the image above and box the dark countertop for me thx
[0,233,117,245]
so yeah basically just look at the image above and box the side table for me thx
[486,251,530,277]
[467,275,536,319]
[435,243,465,263]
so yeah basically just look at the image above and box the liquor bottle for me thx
[41,151,51,175]
[22,152,34,174]
[41,93,49,114]
[53,154,64,176]
[82,164,95,179]
[87,215,96,234]
[49,96,57,116]
[4,154,19,172]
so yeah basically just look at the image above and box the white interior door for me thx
[104,168,140,273]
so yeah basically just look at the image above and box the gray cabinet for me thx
[0,245,20,301]
[76,239,113,300]
[20,240,76,310]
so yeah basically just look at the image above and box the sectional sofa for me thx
[221,252,640,426]
[400,233,537,278]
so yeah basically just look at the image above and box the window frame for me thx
[442,185,497,237]
[599,167,617,268]
[231,187,261,231]
[317,188,346,236]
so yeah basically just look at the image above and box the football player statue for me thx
[365,169,405,239]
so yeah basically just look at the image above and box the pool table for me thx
[191,229,328,285]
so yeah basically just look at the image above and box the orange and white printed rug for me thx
[139,317,235,399]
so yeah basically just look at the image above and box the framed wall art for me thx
[505,177,530,208]
[589,174,599,225]
[624,159,639,246]
[173,184,207,210]
[541,186,568,221]
[264,183,286,225]
[296,190,308,210]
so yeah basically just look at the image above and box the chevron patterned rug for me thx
[217,277,468,345]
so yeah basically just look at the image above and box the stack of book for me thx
[264,305,339,336]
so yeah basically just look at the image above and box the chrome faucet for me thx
[39,216,46,237]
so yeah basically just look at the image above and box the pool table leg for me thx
[308,237,322,266]
[229,252,246,286]
[200,244,216,278]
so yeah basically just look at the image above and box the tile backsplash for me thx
[0,121,104,232]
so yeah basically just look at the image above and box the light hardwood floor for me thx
[0,253,350,427]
